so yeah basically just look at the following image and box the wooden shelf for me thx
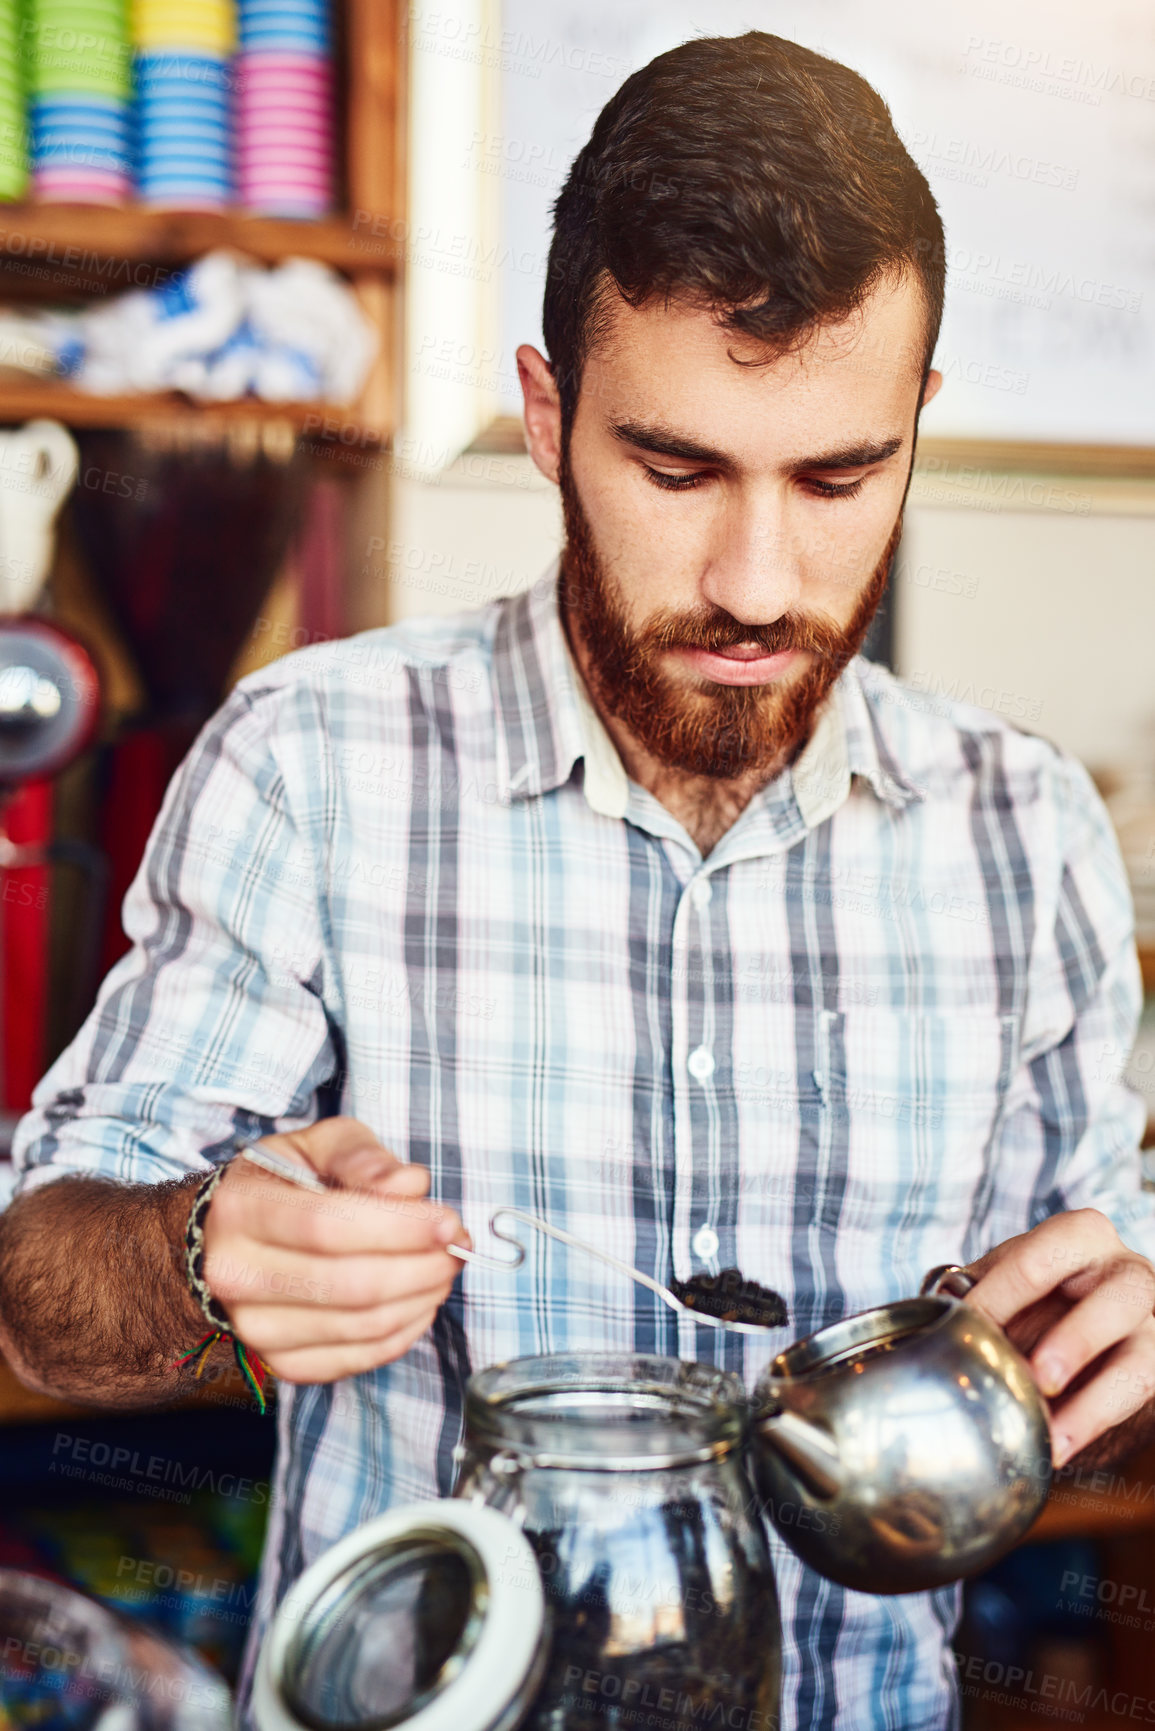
[914,436,1155,481]
[0,203,398,275]
[0,374,384,446]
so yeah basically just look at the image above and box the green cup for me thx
[25,2,129,104]
[0,111,27,200]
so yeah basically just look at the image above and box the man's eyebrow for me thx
[610,419,735,466]
[610,419,905,473]
[791,434,906,471]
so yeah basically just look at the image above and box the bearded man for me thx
[3,31,1154,1731]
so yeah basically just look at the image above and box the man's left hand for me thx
[965,1209,1155,1467]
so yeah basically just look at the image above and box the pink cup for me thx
[240,178,331,199]
[236,50,330,72]
[239,94,331,117]
[238,96,331,118]
[34,167,130,203]
[241,173,331,194]
[235,58,330,91]
[238,134,331,159]
[238,140,329,159]
[239,102,330,122]
[237,62,330,85]
[239,113,331,144]
[238,96,331,119]
[239,156,331,177]
[239,167,331,188]
[237,127,331,154]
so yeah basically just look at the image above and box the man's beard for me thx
[559,455,900,783]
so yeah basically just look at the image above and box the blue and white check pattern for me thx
[13,567,1154,1731]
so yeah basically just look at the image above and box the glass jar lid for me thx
[252,1502,545,1731]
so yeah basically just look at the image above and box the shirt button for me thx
[687,1045,715,1082]
[691,877,712,909]
[692,1223,720,1261]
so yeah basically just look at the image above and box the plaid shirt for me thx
[13,566,1153,1731]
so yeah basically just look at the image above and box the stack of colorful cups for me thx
[133,0,235,208]
[0,0,27,200]
[27,0,132,203]
[236,0,333,218]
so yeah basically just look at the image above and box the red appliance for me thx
[0,618,100,1115]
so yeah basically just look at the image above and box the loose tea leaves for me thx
[523,1505,780,1731]
[670,1269,789,1329]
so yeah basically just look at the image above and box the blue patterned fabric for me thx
[12,567,1152,1730]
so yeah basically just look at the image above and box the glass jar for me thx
[455,1352,781,1731]
[0,1567,232,1731]
[253,1355,780,1731]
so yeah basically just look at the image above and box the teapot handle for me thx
[920,1263,976,1300]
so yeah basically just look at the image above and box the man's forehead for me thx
[580,274,927,426]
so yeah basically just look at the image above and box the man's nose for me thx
[697,490,804,625]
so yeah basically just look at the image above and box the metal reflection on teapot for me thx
[748,1265,1052,1595]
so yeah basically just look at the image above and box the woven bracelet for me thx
[184,1164,233,1331]
[176,1161,270,1413]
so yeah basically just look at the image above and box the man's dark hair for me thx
[543,32,945,427]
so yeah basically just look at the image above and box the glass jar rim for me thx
[463,1351,747,1471]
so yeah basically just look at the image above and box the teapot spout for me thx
[754,1405,844,1501]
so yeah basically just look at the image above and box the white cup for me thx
[0,420,78,615]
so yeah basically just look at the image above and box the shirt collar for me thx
[563,633,630,818]
[491,566,586,804]
[839,659,926,810]
[492,563,923,820]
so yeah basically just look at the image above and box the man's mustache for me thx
[641,608,850,660]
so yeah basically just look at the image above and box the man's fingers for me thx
[242,1120,433,1204]
[324,1141,430,1197]
[274,1116,404,1180]
[233,1284,452,1354]
[259,1306,444,1383]
[1028,1255,1155,1398]
[1048,1320,1155,1466]
[207,1243,464,1312]
[965,1209,1122,1327]
[320,1146,464,1239]
[216,1164,464,1256]
[999,1291,1073,1362]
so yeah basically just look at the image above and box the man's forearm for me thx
[0,1173,209,1407]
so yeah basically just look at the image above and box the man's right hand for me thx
[202,1117,470,1384]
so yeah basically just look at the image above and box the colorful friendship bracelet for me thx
[177,1159,272,1414]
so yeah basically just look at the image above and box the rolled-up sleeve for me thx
[11,681,337,1195]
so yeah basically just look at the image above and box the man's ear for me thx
[517,344,563,484]
[920,367,943,409]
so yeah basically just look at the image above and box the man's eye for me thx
[643,465,708,492]
[804,476,867,499]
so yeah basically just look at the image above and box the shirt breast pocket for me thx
[822,1007,1020,1238]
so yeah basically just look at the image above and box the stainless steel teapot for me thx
[749,1265,1053,1593]
[457,1210,1053,1593]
